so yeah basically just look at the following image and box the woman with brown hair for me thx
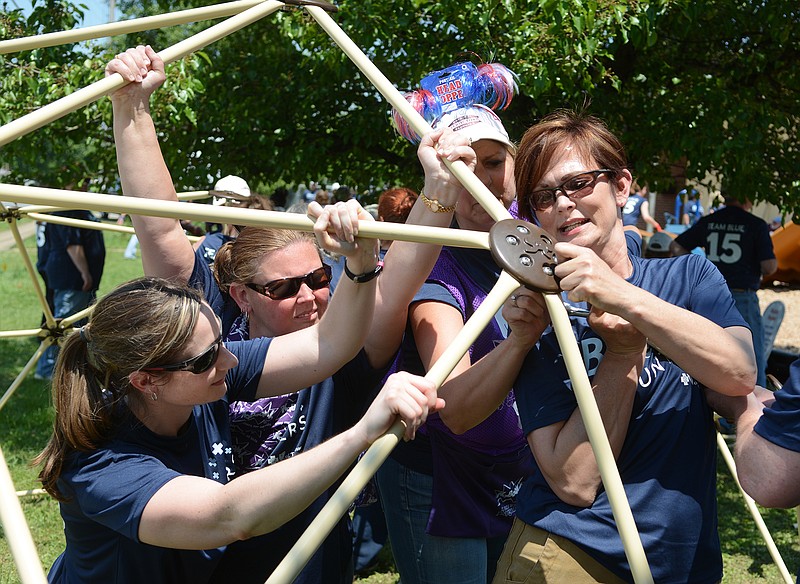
[491,110,755,583]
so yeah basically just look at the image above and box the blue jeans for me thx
[376,455,506,584]
[36,289,95,379]
[352,500,389,573]
[730,290,766,386]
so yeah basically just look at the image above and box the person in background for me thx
[671,193,777,387]
[489,110,755,583]
[35,219,55,327]
[35,276,440,584]
[621,181,661,232]
[193,175,273,265]
[34,209,106,381]
[680,187,704,226]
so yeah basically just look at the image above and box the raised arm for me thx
[639,200,662,232]
[253,203,381,396]
[364,129,478,368]
[107,45,195,283]
[410,289,546,434]
[138,371,443,549]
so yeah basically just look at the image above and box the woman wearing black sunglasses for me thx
[106,46,466,583]
[36,277,441,584]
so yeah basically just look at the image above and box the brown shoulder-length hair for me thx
[35,278,204,501]
[514,110,629,222]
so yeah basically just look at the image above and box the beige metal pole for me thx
[305,5,510,223]
[12,191,209,216]
[0,185,491,250]
[0,0,264,54]
[266,270,522,584]
[0,329,45,339]
[0,446,48,584]
[15,489,48,498]
[27,212,201,242]
[0,339,51,413]
[0,0,284,147]
[716,432,793,584]
[542,293,653,583]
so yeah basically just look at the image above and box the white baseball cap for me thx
[211,175,251,206]
[432,104,513,150]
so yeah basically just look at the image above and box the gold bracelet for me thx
[420,191,456,213]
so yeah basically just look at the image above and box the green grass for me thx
[1,228,799,583]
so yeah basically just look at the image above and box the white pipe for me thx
[543,294,653,583]
[0,1,284,147]
[0,185,490,250]
[0,447,48,583]
[0,0,265,54]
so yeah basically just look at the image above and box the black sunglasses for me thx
[529,169,615,212]
[246,264,332,300]
[144,334,224,375]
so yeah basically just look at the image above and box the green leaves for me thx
[1,0,798,215]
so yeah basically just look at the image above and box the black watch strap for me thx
[344,261,384,283]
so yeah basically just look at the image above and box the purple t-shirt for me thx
[400,246,535,538]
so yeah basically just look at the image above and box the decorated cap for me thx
[392,60,517,144]
[211,175,251,206]
[432,104,513,149]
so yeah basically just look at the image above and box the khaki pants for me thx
[492,518,626,584]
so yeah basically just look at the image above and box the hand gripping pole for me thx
[267,220,653,584]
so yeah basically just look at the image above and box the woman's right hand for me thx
[417,127,476,209]
[105,45,165,104]
[356,371,444,443]
[308,200,379,274]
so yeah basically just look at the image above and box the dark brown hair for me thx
[515,110,628,221]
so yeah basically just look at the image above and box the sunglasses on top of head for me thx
[529,169,615,212]
[143,333,224,375]
[245,264,332,300]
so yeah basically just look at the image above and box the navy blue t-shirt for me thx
[189,251,386,584]
[514,253,746,583]
[196,232,234,266]
[675,205,775,290]
[621,194,645,227]
[48,339,270,584]
[43,211,106,291]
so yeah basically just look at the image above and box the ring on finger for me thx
[510,294,518,308]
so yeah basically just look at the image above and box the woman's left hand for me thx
[308,200,379,273]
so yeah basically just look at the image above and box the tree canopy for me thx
[1,0,798,214]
